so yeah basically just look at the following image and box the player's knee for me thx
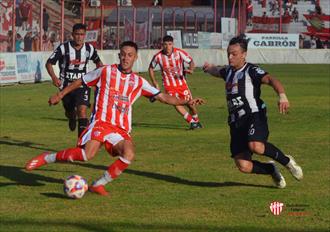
[248,142,265,155]
[77,107,88,118]
[235,160,253,173]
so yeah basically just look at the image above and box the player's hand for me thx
[278,100,289,114]
[278,93,290,114]
[187,98,205,106]
[202,62,212,73]
[184,69,194,75]
[52,77,62,88]
[48,93,62,106]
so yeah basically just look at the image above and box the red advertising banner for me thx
[248,16,292,33]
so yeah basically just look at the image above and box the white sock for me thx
[93,171,112,186]
[44,153,56,163]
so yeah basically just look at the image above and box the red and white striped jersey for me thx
[82,64,160,133]
[150,48,193,89]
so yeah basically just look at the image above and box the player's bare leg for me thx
[234,152,286,188]
[77,105,89,138]
[25,140,101,171]
[90,140,134,196]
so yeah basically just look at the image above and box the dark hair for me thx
[72,23,87,32]
[163,35,174,42]
[229,34,249,52]
[120,41,138,52]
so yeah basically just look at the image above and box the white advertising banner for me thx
[166,30,182,48]
[246,33,299,49]
[0,53,17,85]
[16,52,44,83]
[221,18,237,49]
[198,32,222,49]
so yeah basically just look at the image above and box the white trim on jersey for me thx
[78,44,87,71]
[101,67,111,121]
[245,68,259,113]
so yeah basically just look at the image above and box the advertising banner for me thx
[246,33,299,49]
[16,52,44,83]
[197,32,222,48]
[248,16,291,33]
[221,18,237,49]
[0,53,17,85]
[182,32,198,48]
[166,30,182,48]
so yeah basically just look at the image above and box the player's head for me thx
[119,41,138,72]
[227,34,248,69]
[72,23,87,46]
[162,35,174,54]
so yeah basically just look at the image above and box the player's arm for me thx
[185,60,195,75]
[46,62,61,87]
[261,74,289,114]
[148,65,160,90]
[202,62,223,78]
[46,46,63,87]
[49,79,83,105]
[154,93,204,107]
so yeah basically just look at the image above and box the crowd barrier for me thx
[0,49,329,85]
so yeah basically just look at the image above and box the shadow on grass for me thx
[0,218,326,232]
[76,163,275,189]
[0,136,57,152]
[40,192,69,199]
[132,122,186,130]
[0,165,62,187]
[40,117,67,122]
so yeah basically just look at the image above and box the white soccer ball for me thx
[64,175,88,199]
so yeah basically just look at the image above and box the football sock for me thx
[183,112,194,123]
[263,142,290,166]
[93,157,130,186]
[48,147,88,162]
[192,114,199,122]
[251,160,275,174]
[78,118,89,137]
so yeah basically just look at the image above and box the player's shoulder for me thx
[247,63,267,73]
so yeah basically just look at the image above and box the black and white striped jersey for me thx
[219,62,268,124]
[47,41,101,87]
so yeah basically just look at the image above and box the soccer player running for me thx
[46,23,103,137]
[149,35,202,130]
[26,41,204,196]
[203,35,303,188]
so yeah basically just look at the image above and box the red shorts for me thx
[165,84,192,101]
[78,120,132,156]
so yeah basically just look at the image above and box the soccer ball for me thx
[64,175,88,199]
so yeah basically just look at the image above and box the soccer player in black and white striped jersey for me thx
[46,23,103,137]
[203,35,303,188]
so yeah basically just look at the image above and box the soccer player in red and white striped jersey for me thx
[25,41,204,196]
[149,35,202,129]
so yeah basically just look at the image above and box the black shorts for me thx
[229,111,269,158]
[62,86,90,113]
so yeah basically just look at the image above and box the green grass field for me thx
[0,64,329,232]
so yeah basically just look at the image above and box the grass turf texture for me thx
[0,64,329,232]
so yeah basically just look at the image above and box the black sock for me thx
[251,160,275,175]
[263,142,290,166]
[78,118,88,137]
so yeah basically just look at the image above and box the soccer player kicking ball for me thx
[149,35,202,130]
[203,35,303,188]
[26,41,204,196]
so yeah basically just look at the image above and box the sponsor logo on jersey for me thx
[70,59,86,65]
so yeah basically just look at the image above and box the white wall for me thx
[1,49,329,85]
